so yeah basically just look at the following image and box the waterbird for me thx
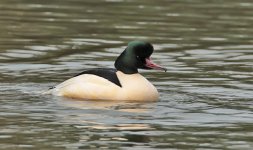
[47,41,166,101]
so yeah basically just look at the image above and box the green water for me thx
[0,0,253,149]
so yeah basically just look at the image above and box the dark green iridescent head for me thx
[114,41,166,74]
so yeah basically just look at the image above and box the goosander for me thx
[47,41,166,101]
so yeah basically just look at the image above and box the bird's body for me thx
[47,41,166,101]
[49,69,159,101]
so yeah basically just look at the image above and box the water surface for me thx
[1,0,253,149]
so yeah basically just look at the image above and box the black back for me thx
[74,68,122,87]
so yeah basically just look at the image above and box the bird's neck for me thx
[114,50,138,74]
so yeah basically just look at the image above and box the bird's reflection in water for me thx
[56,97,157,131]
[76,123,154,131]
[59,97,156,112]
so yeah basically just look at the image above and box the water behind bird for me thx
[0,0,253,149]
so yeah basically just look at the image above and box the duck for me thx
[47,41,166,101]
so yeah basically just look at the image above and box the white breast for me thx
[48,71,159,101]
[116,71,159,101]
